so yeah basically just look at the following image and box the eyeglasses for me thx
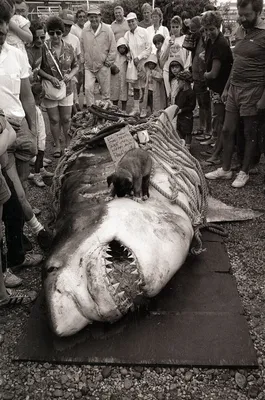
[48,30,63,36]
[78,15,86,19]
[36,35,46,40]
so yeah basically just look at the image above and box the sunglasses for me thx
[36,35,46,40]
[48,30,62,36]
[78,15,86,19]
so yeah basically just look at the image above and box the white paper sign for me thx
[104,126,137,164]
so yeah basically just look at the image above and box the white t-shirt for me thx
[6,15,30,58]
[70,24,83,40]
[63,33,81,57]
[146,25,170,54]
[0,43,29,120]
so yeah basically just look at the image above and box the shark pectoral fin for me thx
[206,196,263,223]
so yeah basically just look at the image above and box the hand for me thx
[199,51,205,61]
[256,97,265,114]
[50,77,61,88]
[104,60,112,67]
[134,57,140,66]
[221,88,228,104]
[63,74,72,84]
[204,72,209,80]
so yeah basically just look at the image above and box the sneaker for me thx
[32,173,46,188]
[205,167,232,180]
[40,168,54,178]
[140,108,147,118]
[0,289,37,309]
[28,172,34,180]
[3,269,22,288]
[231,171,249,188]
[14,253,44,269]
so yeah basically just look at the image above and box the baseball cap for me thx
[59,9,74,25]
[126,12,137,21]
[87,7,101,15]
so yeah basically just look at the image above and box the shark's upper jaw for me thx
[44,237,145,336]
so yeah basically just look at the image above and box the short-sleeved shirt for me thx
[192,36,206,82]
[205,32,233,94]
[70,24,83,40]
[26,46,42,70]
[231,22,265,88]
[111,19,129,42]
[63,33,81,57]
[40,40,78,96]
[138,20,152,29]
[0,43,29,120]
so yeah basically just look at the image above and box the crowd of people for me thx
[0,0,265,308]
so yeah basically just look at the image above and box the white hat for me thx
[87,7,101,15]
[126,12,137,21]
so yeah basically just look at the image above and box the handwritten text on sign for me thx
[104,126,137,164]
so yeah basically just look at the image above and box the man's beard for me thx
[241,14,258,29]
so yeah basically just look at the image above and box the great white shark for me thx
[44,106,261,337]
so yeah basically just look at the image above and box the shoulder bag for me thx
[42,43,67,101]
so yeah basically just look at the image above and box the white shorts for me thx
[42,93,74,109]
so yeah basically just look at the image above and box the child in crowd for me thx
[6,0,32,58]
[140,54,166,118]
[168,56,184,105]
[28,83,53,188]
[110,38,129,112]
[175,70,196,150]
[153,33,165,69]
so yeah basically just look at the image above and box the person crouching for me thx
[175,70,196,150]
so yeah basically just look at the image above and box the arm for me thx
[204,59,221,80]
[105,29,117,66]
[137,31,152,61]
[9,19,33,44]
[151,69,163,82]
[0,122,16,155]
[20,78,36,133]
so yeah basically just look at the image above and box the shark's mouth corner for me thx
[102,239,147,315]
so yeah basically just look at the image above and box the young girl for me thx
[168,56,184,105]
[175,70,196,150]
[6,0,32,58]
[28,83,53,188]
[110,37,129,112]
[140,54,166,118]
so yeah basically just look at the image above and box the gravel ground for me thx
[1,113,265,400]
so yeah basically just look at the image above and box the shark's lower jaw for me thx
[102,240,146,315]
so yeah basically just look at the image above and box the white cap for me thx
[126,12,137,21]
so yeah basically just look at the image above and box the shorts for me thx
[42,93,74,109]
[226,84,264,117]
[8,118,37,162]
[0,168,11,205]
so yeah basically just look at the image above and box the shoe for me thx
[28,172,34,180]
[3,269,22,288]
[231,171,249,188]
[14,253,43,269]
[37,229,53,250]
[205,167,232,180]
[196,134,211,141]
[140,108,147,118]
[249,165,259,175]
[0,289,37,309]
[29,157,36,166]
[200,137,216,146]
[32,173,46,188]
[40,168,54,178]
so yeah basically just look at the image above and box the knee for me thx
[222,125,232,139]
[60,115,71,126]
[49,114,60,126]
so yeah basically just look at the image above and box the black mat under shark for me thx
[15,231,257,367]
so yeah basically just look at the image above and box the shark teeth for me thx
[131,269,138,275]
[105,259,112,266]
[106,267,113,274]
[130,260,136,266]
[112,282,120,292]
[117,291,125,298]
[104,253,112,259]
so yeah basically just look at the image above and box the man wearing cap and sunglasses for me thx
[71,9,87,41]
[80,7,116,107]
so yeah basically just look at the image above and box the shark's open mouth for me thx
[102,240,146,315]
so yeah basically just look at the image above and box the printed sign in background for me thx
[104,126,138,164]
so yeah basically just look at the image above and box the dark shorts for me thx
[226,84,264,117]
[0,168,11,205]
[177,116,193,139]
[193,81,211,109]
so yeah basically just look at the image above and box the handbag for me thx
[42,43,66,101]
[126,59,138,83]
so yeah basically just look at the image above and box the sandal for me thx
[192,129,204,136]
[204,158,221,166]
[195,134,211,141]
[0,289,37,309]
